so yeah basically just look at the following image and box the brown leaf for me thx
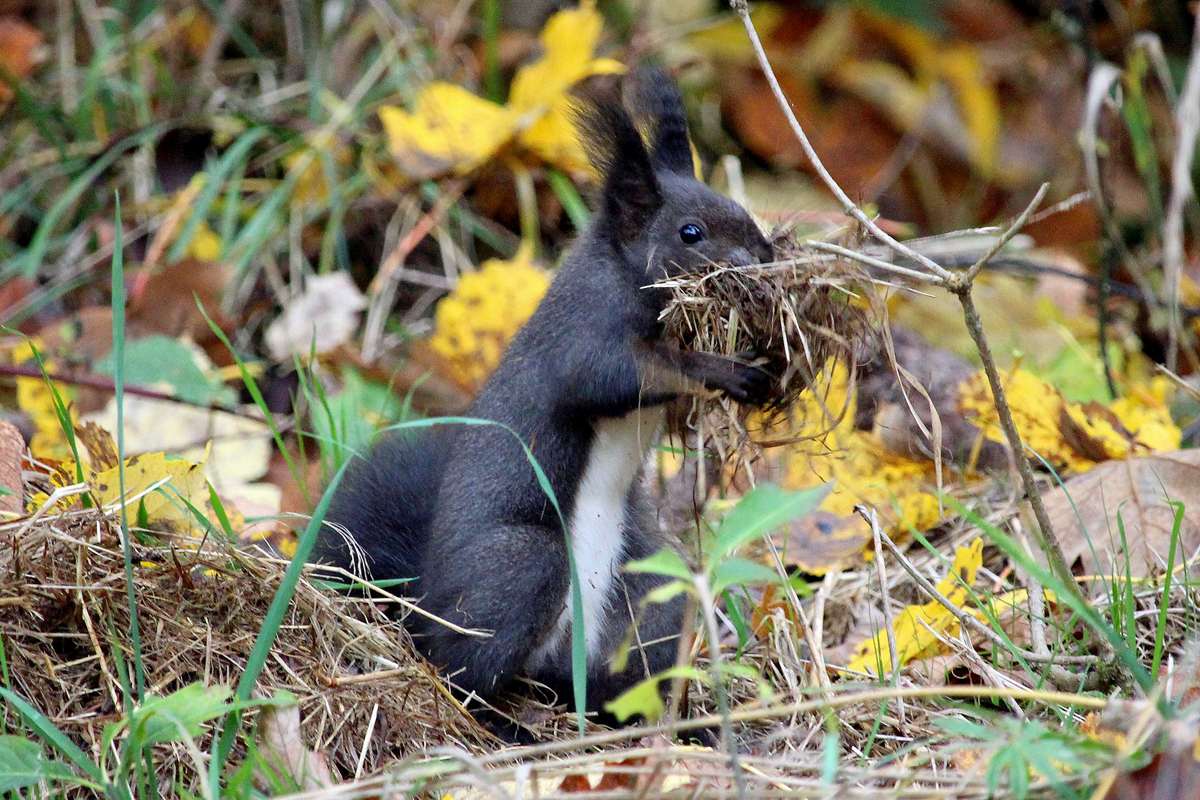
[1041,450,1200,585]
[0,17,42,105]
[257,704,335,790]
[128,259,233,342]
[0,420,23,515]
[782,510,872,575]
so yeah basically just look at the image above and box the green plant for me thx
[0,683,293,797]
[934,714,1110,799]
[608,484,827,716]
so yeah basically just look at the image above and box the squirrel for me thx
[313,68,775,719]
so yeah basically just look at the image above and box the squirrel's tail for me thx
[313,429,447,593]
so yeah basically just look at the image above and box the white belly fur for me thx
[529,407,664,669]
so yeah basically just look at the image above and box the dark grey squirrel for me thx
[313,68,775,719]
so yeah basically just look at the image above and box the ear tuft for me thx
[570,75,662,241]
[629,65,694,177]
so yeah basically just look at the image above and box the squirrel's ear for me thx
[630,66,694,177]
[572,77,662,241]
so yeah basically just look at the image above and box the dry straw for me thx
[655,228,875,456]
[0,509,493,792]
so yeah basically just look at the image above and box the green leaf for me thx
[128,683,234,746]
[0,735,72,792]
[643,580,690,606]
[710,484,829,566]
[624,548,691,580]
[711,557,782,594]
[603,666,706,723]
[96,335,235,406]
[0,688,103,784]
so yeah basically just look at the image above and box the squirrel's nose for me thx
[726,246,756,267]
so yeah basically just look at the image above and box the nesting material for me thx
[0,508,492,791]
[655,232,871,446]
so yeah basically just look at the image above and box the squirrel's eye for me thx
[679,223,704,245]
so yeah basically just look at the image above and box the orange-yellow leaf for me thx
[378,83,517,180]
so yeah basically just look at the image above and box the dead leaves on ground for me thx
[1042,450,1200,583]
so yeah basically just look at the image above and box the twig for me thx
[474,685,1109,765]
[733,0,1084,607]
[1163,10,1200,371]
[0,363,260,418]
[955,183,1048,287]
[877,528,1097,669]
[732,0,952,283]
[694,573,747,800]
[861,507,904,723]
[953,290,1079,597]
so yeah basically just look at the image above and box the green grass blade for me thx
[16,125,164,279]
[547,169,590,231]
[167,127,269,264]
[950,498,1154,693]
[197,299,307,505]
[0,688,103,785]
[1151,501,1185,679]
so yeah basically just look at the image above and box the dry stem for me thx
[731,0,1085,607]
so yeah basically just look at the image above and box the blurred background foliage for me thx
[0,0,1197,549]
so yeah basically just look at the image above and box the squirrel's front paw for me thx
[721,359,774,406]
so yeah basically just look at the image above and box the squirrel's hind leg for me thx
[417,523,570,700]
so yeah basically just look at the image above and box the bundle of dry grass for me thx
[655,231,872,447]
[0,507,494,791]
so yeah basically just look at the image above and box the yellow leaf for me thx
[847,538,982,674]
[845,14,1000,177]
[8,338,76,460]
[509,1,622,173]
[187,221,222,262]
[378,83,517,180]
[508,1,618,116]
[937,44,1000,177]
[687,4,785,63]
[428,242,550,387]
[958,367,1180,474]
[775,362,940,537]
[27,435,225,539]
[284,135,353,206]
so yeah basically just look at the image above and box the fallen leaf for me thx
[958,368,1180,474]
[379,82,517,180]
[1041,450,1200,584]
[846,538,982,674]
[0,420,22,516]
[129,258,233,342]
[28,443,211,537]
[427,243,550,389]
[507,0,623,173]
[83,395,277,528]
[257,703,335,790]
[770,361,943,557]
[0,17,43,106]
[377,0,619,178]
[265,272,367,361]
[95,335,235,407]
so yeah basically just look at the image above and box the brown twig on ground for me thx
[0,363,259,418]
[730,0,1084,606]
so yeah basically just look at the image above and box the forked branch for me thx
[730,0,1083,603]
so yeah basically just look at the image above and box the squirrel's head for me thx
[574,69,774,284]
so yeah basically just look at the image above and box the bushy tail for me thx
[313,429,448,593]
